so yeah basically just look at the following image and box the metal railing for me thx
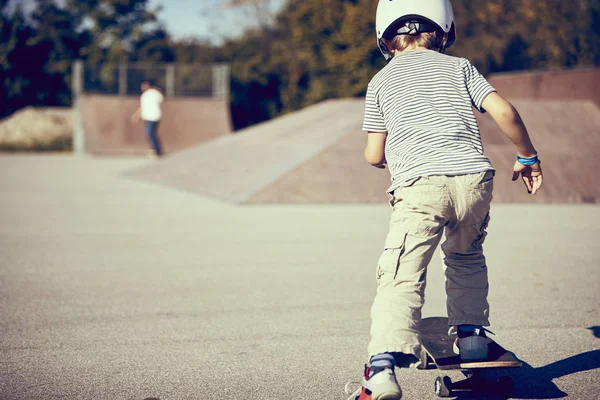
[72,61,230,99]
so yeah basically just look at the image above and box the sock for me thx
[368,353,395,377]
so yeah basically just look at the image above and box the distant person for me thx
[347,0,543,399]
[131,81,164,157]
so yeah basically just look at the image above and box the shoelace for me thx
[344,380,363,400]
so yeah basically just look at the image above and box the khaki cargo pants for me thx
[368,171,494,365]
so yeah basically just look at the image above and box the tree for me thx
[27,0,83,106]
[0,2,39,118]
[64,0,164,94]
[271,0,380,109]
[3,0,599,127]
[67,0,161,64]
[132,27,175,63]
[450,0,600,73]
[589,0,600,65]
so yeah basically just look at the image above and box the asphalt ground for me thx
[1,154,598,400]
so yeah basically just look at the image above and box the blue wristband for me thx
[516,154,539,166]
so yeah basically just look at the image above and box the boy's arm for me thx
[131,107,141,124]
[481,92,543,195]
[365,132,387,169]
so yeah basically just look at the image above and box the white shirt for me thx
[140,88,164,122]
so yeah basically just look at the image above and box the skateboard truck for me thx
[434,369,515,398]
[421,317,521,398]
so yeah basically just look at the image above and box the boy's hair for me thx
[384,31,443,53]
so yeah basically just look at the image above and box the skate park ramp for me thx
[127,68,600,204]
[488,67,600,106]
[243,99,600,204]
[125,99,389,204]
[79,95,232,155]
[476,99,600,203]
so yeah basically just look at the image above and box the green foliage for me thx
[0,0,166,119]
[132,27,175,62]
[1,2,51,117]
[448,0,600,72]
[66,0,166,95]
[1,0,600,129]
[66,0,160,63]
[223,0,600,129]
[28,0,82,106]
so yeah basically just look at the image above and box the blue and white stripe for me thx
[363,49,496,193]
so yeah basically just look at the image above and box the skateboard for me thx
[421,317,522,398]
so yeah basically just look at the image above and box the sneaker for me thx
[452,326,491,362]
[346,364,402,400]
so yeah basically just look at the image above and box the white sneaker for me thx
[346,365,402,400]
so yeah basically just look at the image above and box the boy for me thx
[131,81,164,157]
[348,0,543,399]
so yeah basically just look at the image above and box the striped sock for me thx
[369,353,395,377]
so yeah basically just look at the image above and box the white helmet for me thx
[376,0,456,61]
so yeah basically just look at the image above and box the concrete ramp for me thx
[477,99,600,203]
[245,123,390,204]
[79,94,231,155]
[126,99,373,203]
[489,68,600,106]
[238,99,600,204]
[127,85,600,204]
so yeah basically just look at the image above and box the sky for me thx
[3,0,283,45]
[149,0,283,44]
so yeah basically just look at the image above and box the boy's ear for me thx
[381,38,390,52]
[382,39,395,55]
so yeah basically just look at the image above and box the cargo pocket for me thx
[472,212,491,249]
[376,230,408,282]
[473,171,495,198]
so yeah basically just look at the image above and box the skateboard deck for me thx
[421,316,522,370]
[421,317,521,397]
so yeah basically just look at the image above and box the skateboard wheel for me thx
[434,376,453,398]
[498,376,514,396]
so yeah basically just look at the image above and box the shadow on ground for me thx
[587,326,600,338]
[441,349,600,399]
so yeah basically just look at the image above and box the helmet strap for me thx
[437,31,449,53]
[378,39,393,62]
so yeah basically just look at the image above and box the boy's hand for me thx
[512,161,543,195]
[131,109,141,124]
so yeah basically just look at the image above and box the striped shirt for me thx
[363,49,496,193]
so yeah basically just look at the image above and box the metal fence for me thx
[73,61,230,99]
[70,60,231,154]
